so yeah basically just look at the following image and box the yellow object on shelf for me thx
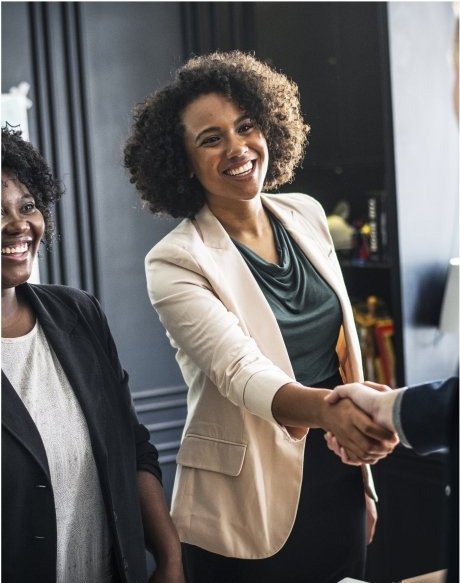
[353,295,396,388]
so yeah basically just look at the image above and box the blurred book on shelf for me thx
[335,190,389,266]
[367,190,389,264]
[353,295,396,387]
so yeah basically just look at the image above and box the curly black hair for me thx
[2,125,63,247]
[124,51,310,218]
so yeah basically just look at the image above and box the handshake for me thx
[323,381,403,467]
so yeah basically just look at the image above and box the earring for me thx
[189,172,194,179]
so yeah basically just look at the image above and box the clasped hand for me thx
[322,381,399,466]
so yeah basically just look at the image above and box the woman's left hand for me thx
[324,431,363,466]
[149,564,186,583]
[324,429,396,466]
[365,494,378,545]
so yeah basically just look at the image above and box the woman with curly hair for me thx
[124,51,397,583]
[1,126,185,583]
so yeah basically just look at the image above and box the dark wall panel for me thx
[1,2,38,140]
[77,2,185,391]
[76,3,188,485]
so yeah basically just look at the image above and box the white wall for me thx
[388,2,459,383]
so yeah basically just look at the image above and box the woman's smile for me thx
[2,239,32,259]
[223,159,256,178]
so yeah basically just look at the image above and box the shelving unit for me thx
[251,1,405,386]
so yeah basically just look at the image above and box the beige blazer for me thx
[145,192,376,559]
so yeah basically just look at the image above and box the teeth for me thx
[1,243,29,255]
[226,161,253,176]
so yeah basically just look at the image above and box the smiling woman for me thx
[124,51,398,583]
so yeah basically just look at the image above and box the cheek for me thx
[187,152,207,180]
[34,214,46,242]
[195,154,218,181]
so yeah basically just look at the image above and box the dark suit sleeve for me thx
[399,376,459,455]
[86,292,163,484]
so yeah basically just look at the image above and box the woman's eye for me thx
[23,202,36,213]
[238,121,254,133]
[202,136,220,146]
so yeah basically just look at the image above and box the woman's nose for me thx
[226,136,248,159]
[3,213,30,234]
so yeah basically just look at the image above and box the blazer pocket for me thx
[176,434,247,477]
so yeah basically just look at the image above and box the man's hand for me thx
[324,382,401,464]
[326,381,401,431]
[320,394,398,464]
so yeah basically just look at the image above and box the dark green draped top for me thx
[233,213,342,386]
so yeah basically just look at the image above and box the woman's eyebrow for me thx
[195,126,220,143]
[194,113,250,143]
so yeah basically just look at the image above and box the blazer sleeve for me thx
[146,244,295,425]
[399,376,459,455]
[85,292,163,483]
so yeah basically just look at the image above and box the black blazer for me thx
[400,377,458,455]
[400,377,459,583]
[2,283,162,583]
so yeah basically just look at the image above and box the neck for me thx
[207,196,269,239]
[2,287,20,321]
[2,286,34,338]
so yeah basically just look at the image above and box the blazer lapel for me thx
[261,195,347,300]
[2,371,52,481]
[194,205,295,378]
[19,285,109,466]
[261,195,360,375]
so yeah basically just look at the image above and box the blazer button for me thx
[34,535,46,540]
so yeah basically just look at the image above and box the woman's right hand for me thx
[320,396,398,464]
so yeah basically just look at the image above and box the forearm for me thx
[272,382,330,428]
[137,471,182,570]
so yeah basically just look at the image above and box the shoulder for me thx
[145,218,205,270]
[263,192,327,218]
[29,283,102,320]
[30,283,96,304]
[263,192,330,237]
